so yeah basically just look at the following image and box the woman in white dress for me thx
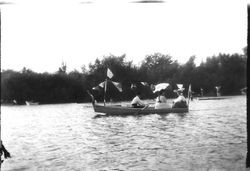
[154,90,171,109]
[172,89,188,108]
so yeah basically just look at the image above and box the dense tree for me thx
[140,53,179,83]
[218,53,247,94]
[1,50,247,104]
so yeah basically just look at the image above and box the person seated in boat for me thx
[131,92,146,108]
[154,90,171,109]
[172,89,188,108]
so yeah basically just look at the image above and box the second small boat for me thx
[25,101,39,106]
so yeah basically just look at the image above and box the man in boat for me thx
[154,90,171,109]
[131,92,147,108]
[172,89,188,108]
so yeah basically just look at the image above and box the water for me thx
[1,96,247,170]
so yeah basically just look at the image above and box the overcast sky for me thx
[1,0,248,73]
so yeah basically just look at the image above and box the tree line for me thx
[1,50,247,104]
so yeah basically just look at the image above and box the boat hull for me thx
[93,104,188,115]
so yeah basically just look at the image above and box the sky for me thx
[0,0,248,73]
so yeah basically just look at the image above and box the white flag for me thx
[131,83,137,90]
[99,81,105,88]
[107,68,113,79]
[112,81,122,92]
[92,86,100,91]
[141,82,148,86]
[177,84,183,89]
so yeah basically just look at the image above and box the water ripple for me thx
[1,96,247,170]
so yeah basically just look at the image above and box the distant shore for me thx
[1,53,246,105]
[1,94,245,106]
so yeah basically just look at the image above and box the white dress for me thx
[154,96,171,109]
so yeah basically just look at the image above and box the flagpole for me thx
[104,68,114,106]
[104,78,107,106]
[187,84,191,107]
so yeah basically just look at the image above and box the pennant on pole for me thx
[131,83,137,90]
[177,84,183,89]
[112,81,122,92]
[141,82,148,86]
[92,86,100,91]
[107,68,114,79]
[99,82,105,88]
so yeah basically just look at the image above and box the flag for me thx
[99,81,105,88]
[177,84,183,89]
[112,81,122,92]
[92,86,100,91]
[131,83,137,90]
[107,68,113,79]
[141,82,148,86]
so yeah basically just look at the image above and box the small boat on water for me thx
[88,92,188,115]
[198,97,227,100]
[93,103,188,115]
[25,101,39,106]
[87,69,190,116]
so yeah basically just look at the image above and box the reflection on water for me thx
[1,96,246,170]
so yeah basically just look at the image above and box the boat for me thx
[87,91,188,115]
[198,97,228,100]
[87,69,190,115]
[25,101,39,106]
[93,103,188,115]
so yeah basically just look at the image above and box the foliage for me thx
[1,49,247,104]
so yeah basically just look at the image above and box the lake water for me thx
[1,95,247,171]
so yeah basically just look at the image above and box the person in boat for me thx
[172,89,188,108]
[0,141,11,164]
[131,92,146,108]
[154,90,171,109]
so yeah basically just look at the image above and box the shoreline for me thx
[1,95,245,106]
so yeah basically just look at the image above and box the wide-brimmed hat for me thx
[173,87,185,93]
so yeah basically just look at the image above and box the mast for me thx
[103,78,107,106]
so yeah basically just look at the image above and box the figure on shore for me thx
[215,86,221,96]
[200,88,204,97]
